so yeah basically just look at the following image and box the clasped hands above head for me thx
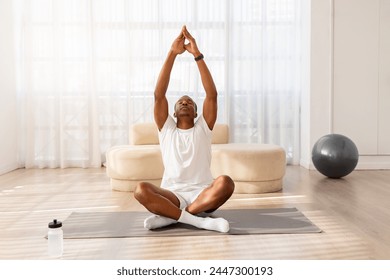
[171,25,202,58]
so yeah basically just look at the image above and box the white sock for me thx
[144,215,177,230]
[178,210,229,233]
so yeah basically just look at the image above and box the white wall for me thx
[333,0,390,169]
[0,0,18,175]
[301,0,390,170]
[300,0,333,169]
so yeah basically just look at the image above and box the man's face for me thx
[174,95,197,119]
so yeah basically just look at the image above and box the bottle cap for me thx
[48,219,62,228]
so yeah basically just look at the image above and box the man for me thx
[134,26,234,233]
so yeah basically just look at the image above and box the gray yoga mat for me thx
[61,208,322,238]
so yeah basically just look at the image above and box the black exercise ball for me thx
[312,134,359,178]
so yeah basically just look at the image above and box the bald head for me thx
[174,95,198,119]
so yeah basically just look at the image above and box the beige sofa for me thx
[106,123,286,194]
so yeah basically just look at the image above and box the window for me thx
[15,0,302,167]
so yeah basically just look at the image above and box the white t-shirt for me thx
[158,115,214,192]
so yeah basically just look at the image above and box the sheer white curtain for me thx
[14,0,302,168]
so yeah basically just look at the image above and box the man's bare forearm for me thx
[196,58,217,99]
[154,50,177,100]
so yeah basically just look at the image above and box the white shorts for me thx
[172,188,216,217]
[173,188,205,209]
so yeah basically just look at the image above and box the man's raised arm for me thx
[183,26,218,130]
[154,27,186,130]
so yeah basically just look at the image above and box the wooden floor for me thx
[0,166,389,260]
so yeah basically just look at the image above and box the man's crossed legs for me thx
[134,175,235,233]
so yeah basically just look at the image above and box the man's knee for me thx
[134,182,150,203]
[215,175,235,195]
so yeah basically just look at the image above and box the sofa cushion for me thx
[211,143,286,182]
[130,123,159,145]
[211,124,229,144]
[106,145,163,179]
[130,122,229,145]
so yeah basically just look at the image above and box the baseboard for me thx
[0,163,19,175]
[356,155,390,170]
[299,159,315,170]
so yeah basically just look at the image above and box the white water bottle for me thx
[48,219,63,257]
